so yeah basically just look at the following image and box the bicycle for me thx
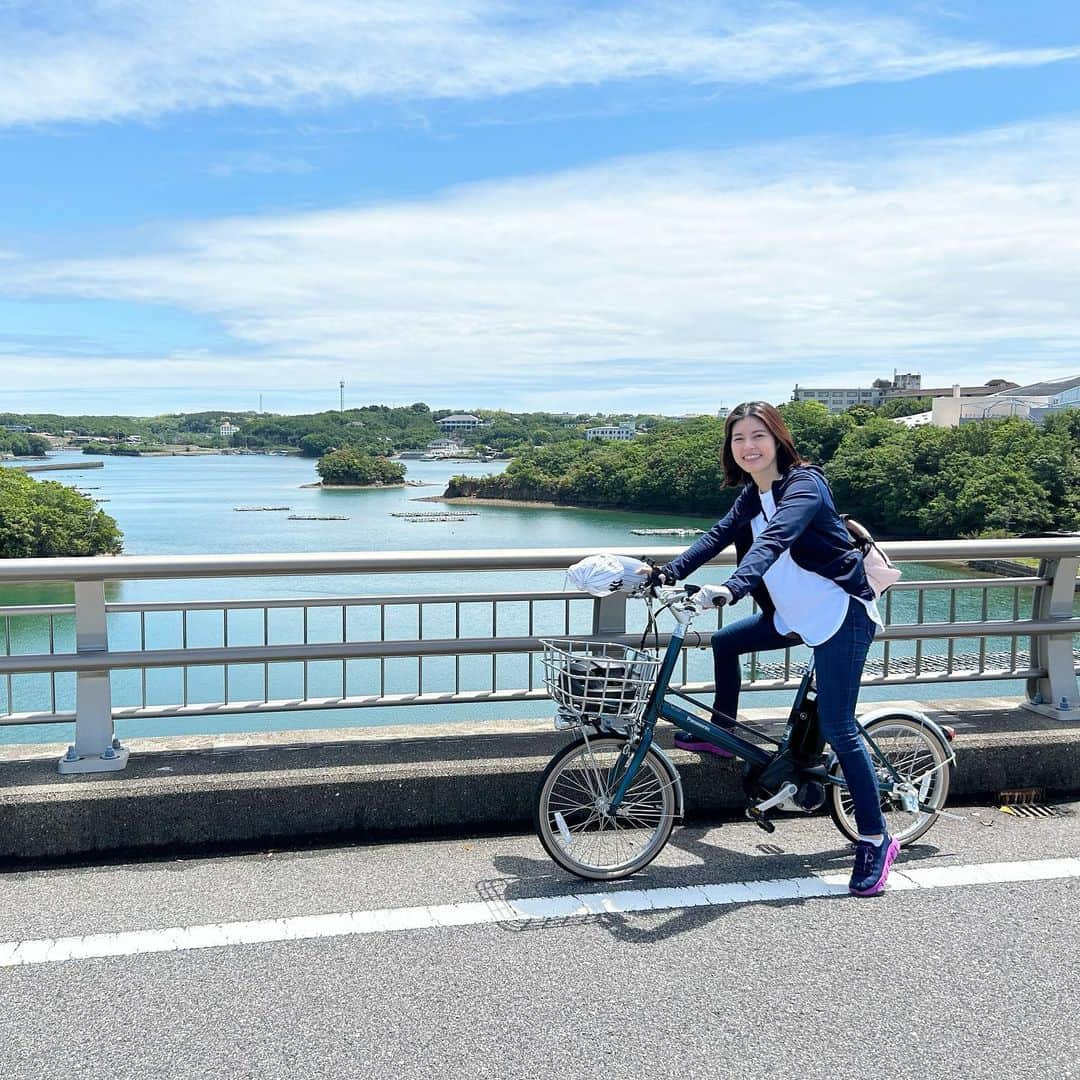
[534,582,956,881]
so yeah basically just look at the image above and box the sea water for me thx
[0,451,1032,743]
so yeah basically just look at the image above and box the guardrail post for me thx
[592,593,627,638]
[1023,555,1080,722]
[58,581,129,774]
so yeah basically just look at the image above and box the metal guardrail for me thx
[0,539,1077,773]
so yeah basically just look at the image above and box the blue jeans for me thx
[711,597,886,837]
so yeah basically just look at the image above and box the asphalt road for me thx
[1,800,1078,1080]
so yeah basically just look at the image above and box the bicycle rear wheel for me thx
[534,735,677,881]
[829,714,952,845]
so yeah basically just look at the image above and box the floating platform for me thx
[234,505,292,512]
[288,514,349,521]
[391,510,479,519]
[630,527,704,537]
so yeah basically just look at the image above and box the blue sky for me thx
[2,1,1079,416]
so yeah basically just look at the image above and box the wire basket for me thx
[540,639,662,731]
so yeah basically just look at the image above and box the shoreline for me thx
[413,493,716,519]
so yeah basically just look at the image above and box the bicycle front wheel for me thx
[829,714,952,845]
[534,735,677,881]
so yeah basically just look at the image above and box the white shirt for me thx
[752,490,882,647]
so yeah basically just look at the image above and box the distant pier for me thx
[8,460,105,473]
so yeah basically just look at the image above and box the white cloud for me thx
[0,1,1077,127]
[4,118,1080,410]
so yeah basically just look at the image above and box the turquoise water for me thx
[1,452,1036,743]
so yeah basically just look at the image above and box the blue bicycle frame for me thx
[605,607,913,815]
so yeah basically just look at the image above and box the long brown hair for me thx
[721,401,806,487]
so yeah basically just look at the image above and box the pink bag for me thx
[842,516,902,598]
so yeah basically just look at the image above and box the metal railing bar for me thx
[915,590,925,676]
[0,663,1051,728]
[947,591,956,674]
[884,577,1046,592]
[1,617,1076,676]
[0,605,75,618]
[979,589,989,672]
[96,590,591,617]
[1,538,1074,583]
[182,610,189,705]
[34,577,1038,622]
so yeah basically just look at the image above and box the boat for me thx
[234,505,292,512]
[287,514,349,521]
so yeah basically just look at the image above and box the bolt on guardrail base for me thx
[1021,699,1080,723]
[57,739,130,776]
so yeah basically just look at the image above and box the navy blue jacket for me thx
[661,465,874,615]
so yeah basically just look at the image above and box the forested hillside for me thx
[446,403,1080,539]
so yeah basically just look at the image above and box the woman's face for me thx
[729,415,778,480]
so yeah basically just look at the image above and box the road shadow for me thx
[482,822,948,943]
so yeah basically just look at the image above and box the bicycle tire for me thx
[828,714,952,845]
[534,734,677,881]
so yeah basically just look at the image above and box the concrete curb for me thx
[1,698,1078,863]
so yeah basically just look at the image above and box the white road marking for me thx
[2,856,1078,969]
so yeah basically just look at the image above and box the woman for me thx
[647,401,897,897]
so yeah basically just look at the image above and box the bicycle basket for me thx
[540,639,662,728]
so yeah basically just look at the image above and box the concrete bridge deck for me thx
[2,697,1078,862]
[1,794,1077,1079]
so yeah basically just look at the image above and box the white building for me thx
[585,423,637,441]
[932,374,1080,427]
[219,419,240,439]
[435,414,484,433]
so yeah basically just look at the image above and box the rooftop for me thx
[991,373,1080,398]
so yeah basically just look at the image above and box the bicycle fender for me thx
[648,745,686,819]
[857,706,955,753]
[825,707,956,773]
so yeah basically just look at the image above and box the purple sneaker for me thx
[849,836,900,896]
[673,728,735,759]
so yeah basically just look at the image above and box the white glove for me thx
[692,584,733,611]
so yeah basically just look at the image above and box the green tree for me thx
[317,449,406,486]
[778,400,855,464]
[0,471,123,557]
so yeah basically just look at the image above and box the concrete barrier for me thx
[1,698,1078,863]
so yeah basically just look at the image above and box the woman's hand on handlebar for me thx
[692,584,733,610]
[635,564,675,593]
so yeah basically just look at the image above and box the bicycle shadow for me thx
[481,823,949,944]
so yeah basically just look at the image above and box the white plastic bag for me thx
[566,553,651,597]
